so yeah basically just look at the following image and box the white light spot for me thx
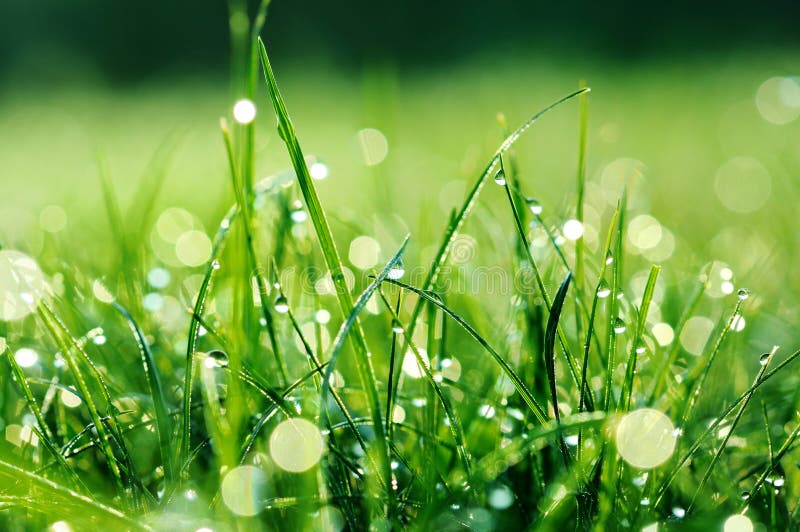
[310,162,329,180]
[652,323,674,346]
[0,250,47,321]
[724,514,753,532]
[616,408,677,469]
[61,388,82,408]
[92,279,115,303]
[349,236,381,270]
[401,348,429,379]
[721,281,735,295]
[562,219,584,241]
[175,230,212,267]
[269,418,325,473]
[147,268,171,289]
[488,485,514,509]
[315,309,331,324]
[392,405,406,424]
[220,465,267,516]
[15,348,39,368]
[357,128,389,166]
[50,522,72,532]
[143,293,164,312]
[232,99,257,125]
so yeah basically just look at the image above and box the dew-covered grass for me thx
[1,12,800,532]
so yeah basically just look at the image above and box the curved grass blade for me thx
[618,264,660,411]
[179,204,236,470]
[113,302,175,484]
[545,272,573,467]
[402,89,590,353]
[499,159,594,411]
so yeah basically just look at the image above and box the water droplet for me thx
[614,317,627,334]
[596,279,611,299]
[391,319,404,334]
[277,123,288,142]
[759,353,770,365]
[387,258,405,280]
[493,169,506,186]
[526,197,543,215]
[773,476,785,487]
[672,506,686,519]
[740,491,750,500]
[636,345,646,355]
[737,288,750,301]
[206,350,229,368]
[211,259,221,270]
[274,294,289,314]
[605,253,614,265]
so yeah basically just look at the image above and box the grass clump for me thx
[1,8,799,532]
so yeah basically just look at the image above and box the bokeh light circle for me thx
[269,418,325,473]
[616,408,677,469]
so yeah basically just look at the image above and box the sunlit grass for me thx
[0,10,800,532]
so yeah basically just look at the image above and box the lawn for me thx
[0,18,799,531]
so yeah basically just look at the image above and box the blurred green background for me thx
[1,1,799,339]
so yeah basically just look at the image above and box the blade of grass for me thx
[687,346,779,513]
[499,157,594,411]
[618,264,660,411]
[259,37,393,497]
[401,89,590,367]
[113,302,175,485]
[603,194,626,411]
[179,204,234,471]
[679,297,747,427]
[221,117,287,385]
[544,272,573,467]
[0,459,148,531]
[377,290,473,477]
[654,345,800,508]
[3,344,85,492]
[384,278,549,424]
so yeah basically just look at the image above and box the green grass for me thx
[1,8,800,532]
